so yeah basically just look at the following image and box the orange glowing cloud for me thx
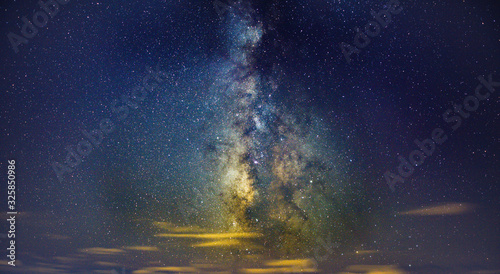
[399,203,477,216]
[155,232,262,239]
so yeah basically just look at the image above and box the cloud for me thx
[343,264,407,274]
[79,247,125,255]
[399,203,477,216]
[124,246,159,252]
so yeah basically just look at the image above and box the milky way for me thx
[180,1,370,256]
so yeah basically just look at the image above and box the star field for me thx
[0,0,499,272]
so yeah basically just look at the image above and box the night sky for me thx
[0,0,499,273]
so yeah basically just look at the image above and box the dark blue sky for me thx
[0,0,499,272]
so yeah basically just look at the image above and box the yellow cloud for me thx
[265,259,315,267]
[124,246,159,252]
[192,239,242,247]
[354,250,380,255]
[399,203,477,216]
[344,264,407,274]
[79,247,125,255]
[133,266,198,273]
[94,261,120,267]
[155,232,262,239]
